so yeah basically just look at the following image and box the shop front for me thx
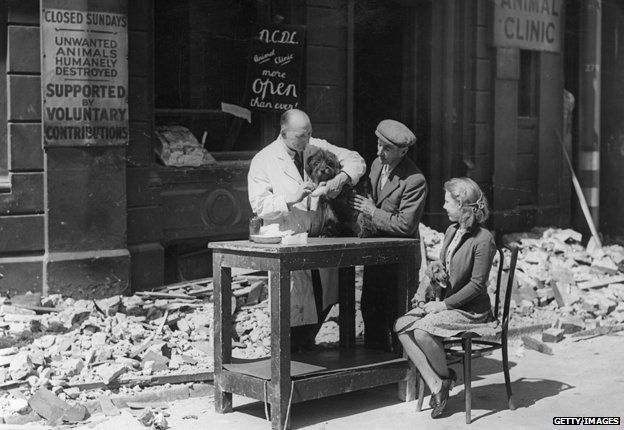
[0,0,577,296]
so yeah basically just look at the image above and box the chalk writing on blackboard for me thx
[245,25,305,112]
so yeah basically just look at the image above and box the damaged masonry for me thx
[1,225,623,426]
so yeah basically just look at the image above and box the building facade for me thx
[0,0,619,297]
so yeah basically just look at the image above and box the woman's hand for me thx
[422,301,447,314]
[410,295,425,309]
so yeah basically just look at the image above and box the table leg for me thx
[338,266,356,348]
[397,251,418,402]
[270,264,291,430]
[213,254,233,413]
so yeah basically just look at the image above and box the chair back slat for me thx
[501,245,519,334]
[493,248,505,320]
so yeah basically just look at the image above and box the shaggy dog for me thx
[304,146,376,237]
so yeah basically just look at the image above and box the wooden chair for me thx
[416,245,519,423]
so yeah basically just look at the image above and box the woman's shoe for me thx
[430,377,453,418]
[429,368,457,408]
[448,367,457,390]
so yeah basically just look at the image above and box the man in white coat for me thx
[248,109,366,349]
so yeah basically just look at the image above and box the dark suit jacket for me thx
[361,156,427,339]
[439,223,496,314]
[369,156,427,239]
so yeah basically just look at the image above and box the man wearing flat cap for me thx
[351,119,427,351]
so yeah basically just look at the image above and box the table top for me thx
[208,237,418,254]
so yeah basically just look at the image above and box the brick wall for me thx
[304,0,348,147]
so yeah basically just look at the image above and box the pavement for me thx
[89,330,624,430]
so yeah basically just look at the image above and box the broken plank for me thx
[68,370,214,391]
[11,304,60,313]
[124,371,213,386]
[578,275,624,290]
[231,280,248,290]
[152,277,213,292]
[0,380,27,390]
[238,275,268,281]
[570,324,624,339]
[2,314,46,322]
[186,287,214,296]
[136,292,196,300]
[233,287,252,297]
[69,381,108,391]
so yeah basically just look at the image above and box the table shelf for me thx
[221,347,410,403]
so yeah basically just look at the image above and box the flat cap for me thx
[375,119,416,148]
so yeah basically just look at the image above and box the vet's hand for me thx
[286,181,317,206]
[324,172,350,199]
[350,194,376,217]
[422,301,447,314]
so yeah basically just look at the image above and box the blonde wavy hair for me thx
[444,177,489,229]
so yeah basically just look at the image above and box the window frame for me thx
[152,0,273,157]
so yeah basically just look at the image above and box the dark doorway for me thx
[353,0,431,169]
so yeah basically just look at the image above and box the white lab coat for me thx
[248,136,366,326]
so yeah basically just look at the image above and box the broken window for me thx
[154,0,263,157]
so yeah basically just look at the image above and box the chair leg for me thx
[416,374,425,412]
[463,338,472,424]
[502,336,515,410]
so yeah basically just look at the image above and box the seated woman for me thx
[394,177,498,418]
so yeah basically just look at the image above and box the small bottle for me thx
[249,213,263,238]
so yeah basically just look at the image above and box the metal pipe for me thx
[578,0,602,227]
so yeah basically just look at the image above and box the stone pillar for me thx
[41,0,131,298]
[45,147,130,298]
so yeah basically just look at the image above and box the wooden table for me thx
[209,238,419,429]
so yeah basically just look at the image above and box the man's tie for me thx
[380,164,390,189]
[294,151,304,178]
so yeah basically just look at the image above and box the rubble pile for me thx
[230,269,365,359]
[0,280,220,425]
[1,224,623,423]
[499,227,624,330]
[418,225,624,337]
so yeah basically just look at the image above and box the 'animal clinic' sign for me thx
[493,0,562,52]
[41,0,129,147]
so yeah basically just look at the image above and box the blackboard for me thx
[245,24,306,112]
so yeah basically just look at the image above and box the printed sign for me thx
[41,1,129,146]
[493,0,562,52]
[245,24,305,112]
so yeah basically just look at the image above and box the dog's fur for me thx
[304,146,377,237]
